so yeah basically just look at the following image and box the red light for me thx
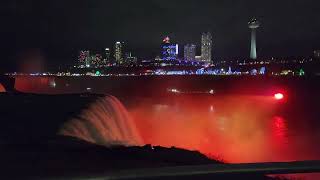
[274,93,284,100]
[163,36,170,43]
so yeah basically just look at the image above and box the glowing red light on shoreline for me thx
[274,93,284,100]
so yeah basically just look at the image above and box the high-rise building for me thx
[90,54,96,66]
[114,42,124,64]
[184,44,196,61]
[78,50,91,67]
[161,36,178,60]
[104,48,111,65]
[201,32,212,62]
[92,54,103,67]
[248,18,260,60]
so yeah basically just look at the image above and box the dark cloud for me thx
[1,0,320,70]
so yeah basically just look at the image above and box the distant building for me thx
[201,32,212,62]
[114,42,124,64]
[314,50,320,59]
[78,50,91,67]
[92,54,103,67]
[104,48,111,65]
[124,52,138,65]
[184,44,196,61]
[161,36,178,60]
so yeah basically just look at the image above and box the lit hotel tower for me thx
[114,42,124,64]
[248,18,260,60]
[201,32,212,62]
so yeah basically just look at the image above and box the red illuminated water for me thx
[14,76,320,163]
[13,76,320,179]
[129,96,320,164]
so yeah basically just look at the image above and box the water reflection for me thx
[272,116,288,146]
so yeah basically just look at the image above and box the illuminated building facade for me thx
[201,32,212,62]
[124,52,138,65]
[91,54,103,67]
[114,42,124,64]
[248,18,260,60]
[78,51,104,68]
[184,44,196,61]
[78,50,91,67]
[161,36,178,60]
[104,48,111,65]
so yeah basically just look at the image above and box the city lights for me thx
[63,30,318,78]
[184,44,196,61]
[162,37,179,61]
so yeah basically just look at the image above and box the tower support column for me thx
[250,29,257,60]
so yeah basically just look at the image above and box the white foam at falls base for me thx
[58,95,143,147]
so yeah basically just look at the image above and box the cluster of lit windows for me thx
[162,44,179,60]
[78,50,109,68]
[184,44,196,61]
[201,32,212,62]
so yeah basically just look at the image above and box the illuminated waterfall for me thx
[59,95,143,147]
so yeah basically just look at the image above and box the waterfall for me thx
[59,95,143,147]
[0,83,5,92]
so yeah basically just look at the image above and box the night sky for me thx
[2,0,320,71]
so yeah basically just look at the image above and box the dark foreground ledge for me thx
[1,136,288,180]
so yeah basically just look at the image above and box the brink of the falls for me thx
[58,95,143,147]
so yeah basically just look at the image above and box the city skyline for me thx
[2,0,320,72]
[77,28,320,68]
[1,2,320,179]
[79,33,210,65]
